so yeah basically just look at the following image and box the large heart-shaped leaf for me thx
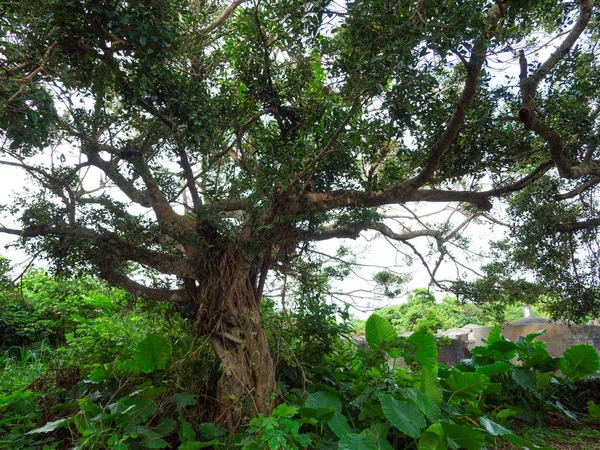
[361,423,394,450]
[327,411,352,438]
[305,390,342,412]
[475,361,513,377]
[420,368,443,404]
[415,390,441,421]
[442,372,490,402]
[365,314,398,351]
[560,344,600,379]
[134,334,172,373]
[407,331,438,370]
[339,433,372,450]
[380,393,426,439]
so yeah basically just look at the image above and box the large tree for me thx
[2,0,600,430]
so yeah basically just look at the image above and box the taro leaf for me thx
[512,368,538,391]
[475,361,513,377]
[305,390,342,412]
[420,367,443,404]
[552,400,577,420]
[418,423,447,450]
[365,314,398,351]
[479,416,512,436]
[380,393,426,439]
[88,366,107,383]
[361,423,394,450]
[442,423,485,450]
[134,334,172,373]
[26,417,71,434]
[525,329,547,343]
[488,340,517,360]
[523,347,558,372]
[560,344,600,379]
[442,372,490,401]
[485,327,502,346]
[588,401,600,423]
[338,433,372,450]
[326,411,352,438]
[415,390,441,421]
[407,331,438,371]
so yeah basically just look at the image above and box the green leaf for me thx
[475,361,513,377]
[145,437,170,449]
[88,366,107,383]
[298,406,335,421]
[479,417,511,436]
[305,391,342,412]
[418,424,447,450]
[180,441,221,450]
[134,334,172,373]
[588,401,600,423]
[415,391,441,421]
[198,422,226,440]
[338,433,372,450]
[179,420,196,443]
[560,344,600,379]
[326,411,352,438]
[380,393,426,439]
[442,372,490,401]
[496,408,518,419]
[171,393,197,412]
[485,327,502,346]
[512,368,538,391]
[420,368,443,404]
[525,329,547,343]
[502,433,553,450]
[442,423,485,450]
[26,417,71,434]
[361,423,394,450]
[365,314,398,350]
[407,331,438,370]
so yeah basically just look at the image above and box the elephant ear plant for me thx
[460,327,600,423]
[294,314,599,450]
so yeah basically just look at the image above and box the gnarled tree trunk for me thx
[195,248,276,432]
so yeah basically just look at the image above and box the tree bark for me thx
[195,248,276,433]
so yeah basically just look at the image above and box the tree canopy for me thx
[2,0,600,429]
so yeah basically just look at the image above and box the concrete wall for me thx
[465,320,600,357]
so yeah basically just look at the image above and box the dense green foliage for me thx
[1,272,600,449]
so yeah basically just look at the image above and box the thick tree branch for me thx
[518,0,596,179]
[200,0,247,35]
[482,160,555,196]
[555,176,600,200]
[557,217,600,233]
[309,222,441,242]
[1,225,197,280]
